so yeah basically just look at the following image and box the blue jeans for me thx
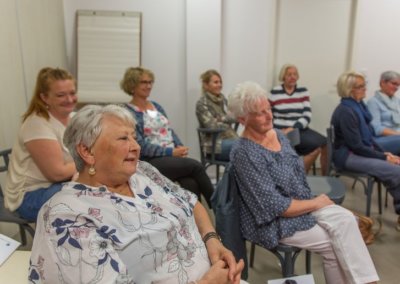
[374,135,400,155]
[215,139,237,161]
[16,183,63,222]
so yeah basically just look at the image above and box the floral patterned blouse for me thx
[140,106,175,148]
[28,161,210,284]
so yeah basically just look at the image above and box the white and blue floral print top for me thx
[28,161,210,284]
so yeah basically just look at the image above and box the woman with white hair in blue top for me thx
[367,70,400,154]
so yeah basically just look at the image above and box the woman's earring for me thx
[88,165,96,176]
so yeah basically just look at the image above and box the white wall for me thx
[0,0,67,237]
[63,0,188,147]
[221,0,273,92]
[62,0,272,157]
[352,0,400,99]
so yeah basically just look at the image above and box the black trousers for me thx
[143,156,214,208]
[295,128,327,155]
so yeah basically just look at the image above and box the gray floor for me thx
[208,172,400,284]
[3,174,400,284]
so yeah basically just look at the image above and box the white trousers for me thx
[280,205,379,284]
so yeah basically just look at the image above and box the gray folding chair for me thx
[327,126,385,216]
[0,148,35,246]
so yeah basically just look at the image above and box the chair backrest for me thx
[196,127,226,166]
[0,149,12,197]
[211,164,248,279]
[196,128,207,167]
[0,148,11,173]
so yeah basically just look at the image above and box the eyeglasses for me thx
[139,80,153,85]
[388,81,400,87]
[353,84,366,90]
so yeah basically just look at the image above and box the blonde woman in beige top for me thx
[5,67,77,221]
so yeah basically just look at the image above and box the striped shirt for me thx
[269,85,312,129]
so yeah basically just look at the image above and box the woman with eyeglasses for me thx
[331,71,400,230]
[366,71,400,154]
[120,67,214,208]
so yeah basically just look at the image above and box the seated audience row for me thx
[4,65,400,283]
[196,65,328,175]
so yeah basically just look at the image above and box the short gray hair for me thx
[64,104,136,171]
[227,81,268,119]
[380,70,400,82]
[278,63,298,82]
[336,71,365,98]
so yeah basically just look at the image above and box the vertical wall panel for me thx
[0,0,67,237]
[0,0,26,150]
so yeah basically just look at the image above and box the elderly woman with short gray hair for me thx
[366,70,400,154]
[228,81,378,284]
[331,70,400,230]
[28,104,244,283]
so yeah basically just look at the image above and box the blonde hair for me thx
[120,67,155,96]
[200,69,222,92]
[336,71,365,98]
[23,67,75,122]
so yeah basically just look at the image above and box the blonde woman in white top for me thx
[4,67,77,221]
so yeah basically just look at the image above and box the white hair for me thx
[63,104,136,171]
[227,81,268,119]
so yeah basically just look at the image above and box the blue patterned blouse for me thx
[230,130,316,249]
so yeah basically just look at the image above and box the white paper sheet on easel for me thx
[0,234,20,266]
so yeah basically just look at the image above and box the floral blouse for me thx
[141,107,175,148]
[28,161,210,284]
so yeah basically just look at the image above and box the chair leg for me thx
[366,178,374,217]
[377,182,382,215]
[282,250,295,277]
[250,242,256,268]
[18,224,27,246]
[351,179,357,189]
[385,188,388,208]
[305,250,311,274]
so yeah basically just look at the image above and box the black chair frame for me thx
[0,148,35,246]
[197,127,229,182]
